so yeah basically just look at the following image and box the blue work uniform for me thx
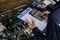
[32,5,60,40]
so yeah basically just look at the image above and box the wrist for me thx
[32,26,37,30]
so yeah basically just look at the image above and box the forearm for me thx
[32,27,45,40]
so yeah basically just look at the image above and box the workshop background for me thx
[0,0,59,40]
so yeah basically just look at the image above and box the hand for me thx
[41,11,50,20]
[28,19,36,30]
[42,11,50,15]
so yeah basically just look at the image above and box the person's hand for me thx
[41,11,50,20]
[42,11,50,15]
[28,19,36,30]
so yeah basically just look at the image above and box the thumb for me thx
[28,22,31,27]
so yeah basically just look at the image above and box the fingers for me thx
[28,18,36,26]
[44,11,50,14]
[28,22,31,26]
[42,11,50,16]
[31,18,35,25]
[28,17,37,30]
[43,16,48,20]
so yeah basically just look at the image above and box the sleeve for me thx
[32,27,45,40]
